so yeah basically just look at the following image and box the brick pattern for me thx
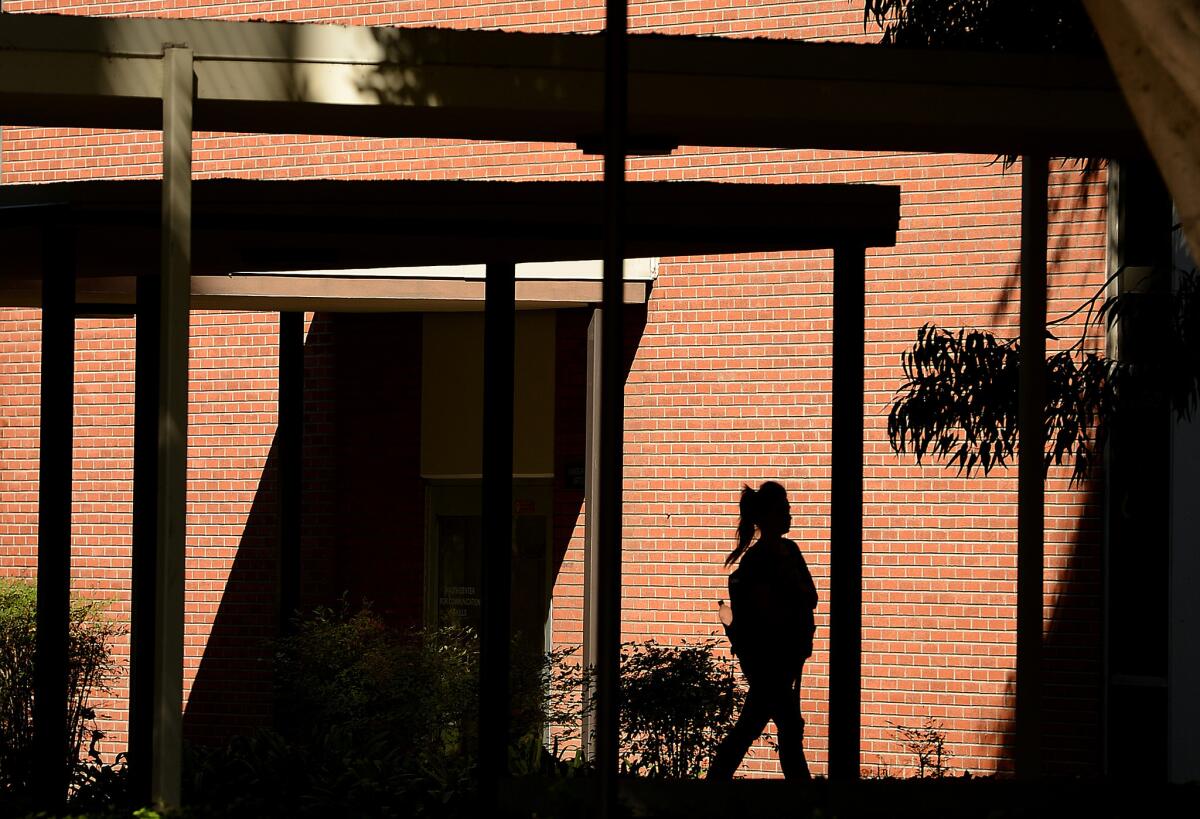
[0,1,1106,777]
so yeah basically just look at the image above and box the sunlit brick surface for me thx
[0,1,1105,777]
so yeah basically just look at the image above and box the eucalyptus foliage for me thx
[862,0,1099,54]
[888,269,1200,482]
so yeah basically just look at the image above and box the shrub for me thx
[0,578,122,801]
[185,605,744,815]
[890,716,953,778]
[272,604,478,754]
[184,601,588,816]
[272,602,586,758]
[618,639,743,779]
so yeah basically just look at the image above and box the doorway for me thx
[424,480,553,656]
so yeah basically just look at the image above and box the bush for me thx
[272,604,478,754]
[271,601,584,756]
[0,578,122,802]
[618,639,743,779]
[184,601,588,816]
[183,604,745,815]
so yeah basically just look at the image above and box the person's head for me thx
[726,481,791,566]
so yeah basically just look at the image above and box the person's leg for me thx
[706,684,771,780]
[773,677,811,780]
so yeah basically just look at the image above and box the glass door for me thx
[425,481,553,654]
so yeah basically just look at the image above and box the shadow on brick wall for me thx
[180,306,647,745]
[983,474,1103,776]
[180,438,282,745]
[182,313,341,744]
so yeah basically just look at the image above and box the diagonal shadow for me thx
[182,306,642,743]
[549,305,648,589]
[182,311,432,742]
[982,473,1103,775]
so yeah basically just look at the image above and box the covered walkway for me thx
[0,8,1151,810]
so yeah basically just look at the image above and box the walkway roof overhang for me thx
[0,177,900,310]
[0,11,1145,158]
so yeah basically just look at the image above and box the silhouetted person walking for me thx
[708,481,816,780]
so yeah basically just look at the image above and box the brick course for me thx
[0,1,1106,777]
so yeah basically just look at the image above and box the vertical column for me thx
[1102,159,1172,777]
[278,312,304,630]
[1169,206,1200,783]
[480,261,515,794]
[581,307,602,759]
[828,244,865,780]
[1015,154,1048,779]
[152,46,193,809]
[33,221,75,807]
[129,275,160,804]
[597,0,628,811]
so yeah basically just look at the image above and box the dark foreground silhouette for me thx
[708,481,817,780]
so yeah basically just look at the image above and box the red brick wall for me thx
[0,1,1106,776]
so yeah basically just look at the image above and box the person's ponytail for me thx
[726,484,758,567]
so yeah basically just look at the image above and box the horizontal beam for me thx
[0,274,650,311]
[0,179,900,279]
[0,12,1144,157]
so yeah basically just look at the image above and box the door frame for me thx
[423,477,555,651]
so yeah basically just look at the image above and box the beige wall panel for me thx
[421,311,555,477]
[513,310,556,477]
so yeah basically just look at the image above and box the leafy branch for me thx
[888,267,1200,483]
[861,0,1100,54]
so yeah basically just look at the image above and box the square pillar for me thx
[581,306,602,759]
[1015,154,1048,779]
[278,311,304,629]
[828,244,866,780]
[150,45,194,809]
[480,260,515,792]
[129,275,160,804]
[595,3,628,814]
[33,220,75,807]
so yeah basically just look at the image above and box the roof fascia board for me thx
[239,259,659,282]
[0,273,649,311]
[0,12,1144,156]
[0,11,1122,86]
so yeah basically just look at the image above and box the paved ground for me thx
[503,776,1195,818]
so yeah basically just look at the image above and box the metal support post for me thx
[151,46,193,809]
[1015,154,1048,779]
[596,0,628,812]
[33,221,75,807]
[278,312,304,630]
[480,260,515,797]
[129,275,160,804]
[829,244,865,780]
